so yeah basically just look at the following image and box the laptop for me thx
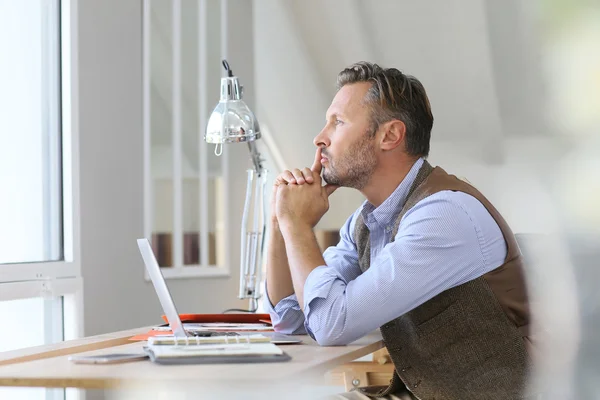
[137,238,237,338]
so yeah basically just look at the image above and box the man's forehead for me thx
[327,82,371,118]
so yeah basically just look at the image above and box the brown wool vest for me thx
[354,161,531,400]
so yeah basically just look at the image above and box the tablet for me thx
[68,353,148,364]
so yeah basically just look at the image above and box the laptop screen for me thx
[137,238,187,338]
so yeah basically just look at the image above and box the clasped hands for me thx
[272,148,339,231]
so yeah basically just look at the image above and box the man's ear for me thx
[379,120,406,151]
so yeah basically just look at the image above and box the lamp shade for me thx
[205,76,261,144]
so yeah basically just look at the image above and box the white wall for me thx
[77,0,254,339]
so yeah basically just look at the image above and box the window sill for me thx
[144,265,230,281]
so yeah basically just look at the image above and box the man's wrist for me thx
[270,217,285,235]
[279,218,312,239]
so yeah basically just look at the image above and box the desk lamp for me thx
[204,60,266,312]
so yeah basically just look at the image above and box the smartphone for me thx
[68,353,148,364]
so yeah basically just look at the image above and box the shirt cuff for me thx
[263,283,306,335]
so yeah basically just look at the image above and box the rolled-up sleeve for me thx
[302,210,362,343]
[302,266,351,343]
[264,209,363,338]
[263,286,306,334]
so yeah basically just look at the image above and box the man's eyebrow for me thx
[325,111,347,121]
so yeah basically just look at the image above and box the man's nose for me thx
[313,126,330,147]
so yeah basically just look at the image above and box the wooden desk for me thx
[0,327,383,392]
[0,326,150,367]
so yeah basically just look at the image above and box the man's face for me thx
[313,82,378,190]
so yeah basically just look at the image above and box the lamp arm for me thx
[236,141,267,313]
[247,141,265,177]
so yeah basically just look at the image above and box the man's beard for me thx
[322,135,377,190]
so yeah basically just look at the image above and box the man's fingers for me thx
[292,168,308,184]
[279,170,296,184]
[324,184,339,197]
[276,166,318,186]
[274,171,294,185]
[311,147,323,174]
[302,167,314,183]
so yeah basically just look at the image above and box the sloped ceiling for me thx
[252,0,511,225]
[253,0,506,169]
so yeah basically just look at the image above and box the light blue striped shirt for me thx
[264,158,507,346]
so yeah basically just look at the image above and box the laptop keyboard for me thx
[190,331,240,337]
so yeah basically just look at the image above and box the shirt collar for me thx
[361,157,424,228]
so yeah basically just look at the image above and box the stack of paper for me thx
[147,343,283,359]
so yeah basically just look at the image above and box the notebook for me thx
[148,333,271,346]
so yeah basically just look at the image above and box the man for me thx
[265,62,532,399]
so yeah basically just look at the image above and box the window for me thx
[0,0,81,398]
[0,0,62,266]
[143,0,229,279]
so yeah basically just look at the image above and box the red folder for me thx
[130,330,175,341]
[161,313,272,325]
[129,314,272,341]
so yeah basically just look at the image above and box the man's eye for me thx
[335,119,343,126]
